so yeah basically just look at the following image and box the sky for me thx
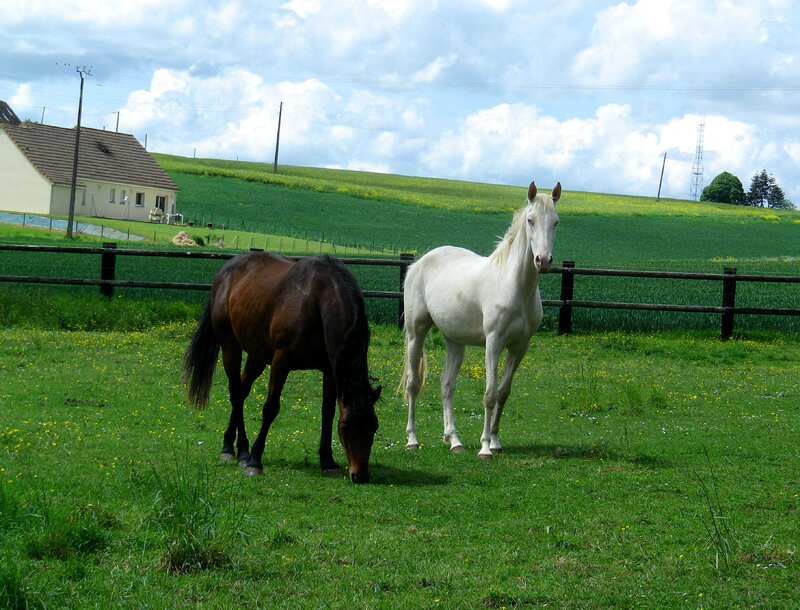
[2,0,800,201]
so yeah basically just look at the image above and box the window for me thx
[155,195,166,211]
[135,192,145,207]
[109,188,115,203]
[120,190,127,205]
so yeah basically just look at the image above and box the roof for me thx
[0,121,178,191]
[0,101,20,125]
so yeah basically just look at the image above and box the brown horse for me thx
[183,252,381,484]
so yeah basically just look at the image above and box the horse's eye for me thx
[527,218,534,225]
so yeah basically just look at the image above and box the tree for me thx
[701,172,745,205]
[767,184,794,209]
[746,169,794,209]
[747,169,770,207]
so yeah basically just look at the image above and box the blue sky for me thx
[2,0,800,201]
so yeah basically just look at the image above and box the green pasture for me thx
[0,213,376,257]
[1,325,798,608]
[1,155,798,331]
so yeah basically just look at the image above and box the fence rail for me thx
[1,243,799,338]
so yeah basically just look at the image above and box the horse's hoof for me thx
[406,443,420,451]
[478,452,493,461]
[244,466,263,477]
[322,467,341,477]
[219,452,236,463]
[450,445,466,454]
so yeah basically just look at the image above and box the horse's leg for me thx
[479,334,502,459]
[319,369,339,474]
[441,340,465,453]
[489,346,526,453]
[220,345,243,462]
[244,352,289,476]
[234,355,268,464]
[405,326,428,450]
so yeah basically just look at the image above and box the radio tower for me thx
[690,121,705,201]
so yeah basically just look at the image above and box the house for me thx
[0,100,178,222]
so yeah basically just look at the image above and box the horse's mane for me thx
[318,257,374,407]
[489,204,528,267]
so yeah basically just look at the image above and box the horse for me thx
[399,179,561,458]
[183,252,381,484]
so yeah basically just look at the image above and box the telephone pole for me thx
[115,111,120,132]
[656,152,667,201]
[40,106,46,124]
[67,66,91,239]
[273,101,283,173]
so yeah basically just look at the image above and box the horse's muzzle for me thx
[350,470,370,484]
[535,254,553,272]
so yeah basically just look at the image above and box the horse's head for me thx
[338,384,381,484]
[524,180,561,272]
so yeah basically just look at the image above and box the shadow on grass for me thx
[503,443,671,468]
[281,460,451,487]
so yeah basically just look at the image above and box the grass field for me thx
[1,325,798,608]
[3,154,798,332]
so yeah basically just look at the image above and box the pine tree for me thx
[768,184,793,209]
[747,169,770,207]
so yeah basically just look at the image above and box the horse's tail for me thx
[182,300,220,409]
[396,317,427,402]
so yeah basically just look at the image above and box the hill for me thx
[155,153,799,269]
[151,154,800,332]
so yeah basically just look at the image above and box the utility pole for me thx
[40,106,46,124]
[115,111,120,132]
[67,66,91,239]
[273,101,283,173]
[656,152,667,201]
[144,133,148,150]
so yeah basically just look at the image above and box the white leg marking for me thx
[441,340,465,452]
[479,334,501,459]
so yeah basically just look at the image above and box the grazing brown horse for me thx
[183,252,381,484]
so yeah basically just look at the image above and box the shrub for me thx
[701,172,745,205]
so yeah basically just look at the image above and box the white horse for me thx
[399,179,561,458]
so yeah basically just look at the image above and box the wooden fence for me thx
[1,243,799,339]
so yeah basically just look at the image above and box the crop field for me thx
[2,156,798,332]
[1,325,798,608]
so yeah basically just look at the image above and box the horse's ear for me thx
[552,182,561,204]
[372,385,382,402]
[527,180,537,202]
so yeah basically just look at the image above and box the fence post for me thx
[398,253,414,328]
[100,242,117,298]
[721,267,737,340]
[558,261,575,335]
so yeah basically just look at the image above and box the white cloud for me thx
[573,0,796,87]
[280,0,321,19]
[117,68,426,170]
[412,55,458,84]
[10,83,32,110]
[0,0,189,26]
[423,102,788,198]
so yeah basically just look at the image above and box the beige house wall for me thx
[50,180,176,222]
[70,180,176,222]
[0,130,53,214]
